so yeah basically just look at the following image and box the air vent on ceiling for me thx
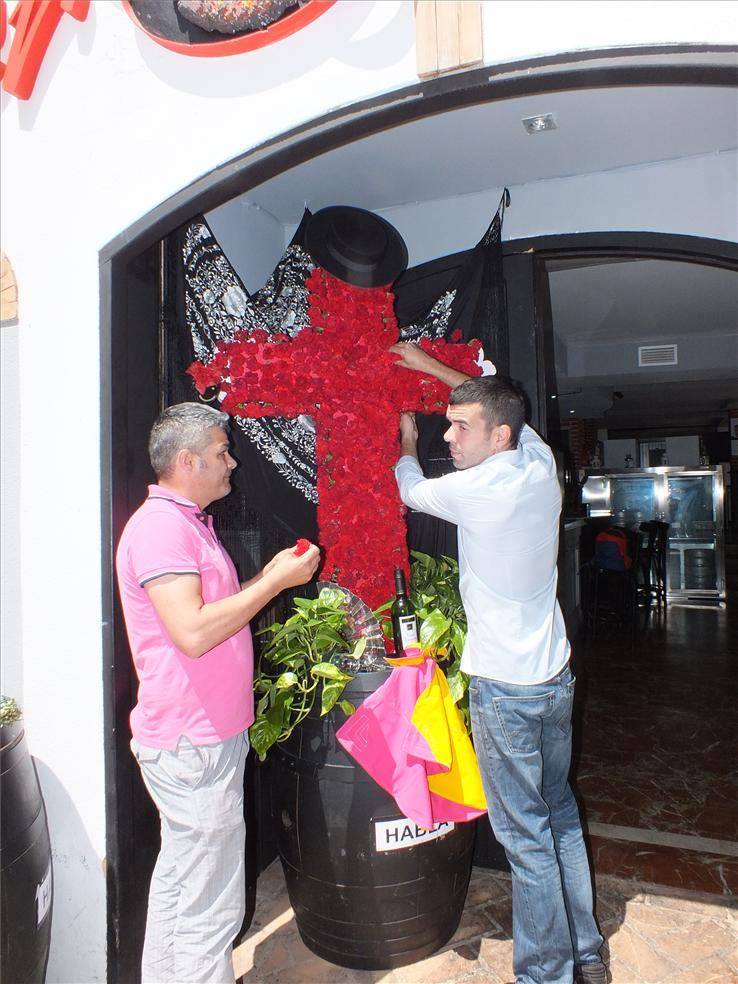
[638,344,678,367]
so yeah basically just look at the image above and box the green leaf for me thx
[314,626,348,649]
[311,662,352,681]
[318,587,345,607]
[255,621,281,637]
[410,550,433,568]
[451,624,466,658]
[419,609,452,648]
[372,600,393,616]
[446,668,466,705]
[338,700,356,717]
[350,636,367,661]
[275,672,299,690]
[265,623,298,648]
[271,647,308,665]
[265,694,288,726]
[249,716,282,761]
[320,679,348,716]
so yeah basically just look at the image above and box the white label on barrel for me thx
[374,818,454,852]
[36,864,52,926]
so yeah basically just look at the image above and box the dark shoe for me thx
[575,960,608,984]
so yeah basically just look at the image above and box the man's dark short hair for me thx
[449,376,526,448]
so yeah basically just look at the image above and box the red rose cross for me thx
[189,268,481,608]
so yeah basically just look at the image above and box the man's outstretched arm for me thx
[389,343,471,389]
[395,411,464,525]
[145,544,320,660]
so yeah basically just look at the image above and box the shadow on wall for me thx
[128,1,414,99]
[1,318,23,706]
[33,759,106,984]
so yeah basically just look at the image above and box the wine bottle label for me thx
[398,616,419,648]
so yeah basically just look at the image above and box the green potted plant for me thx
[249,585,363,761]
[250,552,470,758]
[250,552,476,971]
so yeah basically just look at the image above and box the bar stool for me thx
[637,522,657,605]
[582,528,641,641]
[639,521,670,609]
[652,521,669,608]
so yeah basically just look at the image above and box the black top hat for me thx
[305,206,408,289]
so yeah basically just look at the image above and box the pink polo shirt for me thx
[116,485,254,750]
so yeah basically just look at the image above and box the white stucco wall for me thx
[0,322,23,703]
[1,2,736,980]
[207,201,286,296]
[378,151,738,265]
[482,1,738,62]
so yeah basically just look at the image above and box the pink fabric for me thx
[116,486,254,750]
[337,658,482,829]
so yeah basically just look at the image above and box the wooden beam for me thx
[457,0,483,70]
[436,0,461,75]
[415,1,483,80]
[415,0,439,79]
[0,251,18,323]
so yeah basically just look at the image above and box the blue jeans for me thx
[469,665,603,984]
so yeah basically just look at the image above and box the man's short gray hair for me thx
[149,403,230,479]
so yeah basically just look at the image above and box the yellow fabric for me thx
[411,663,487,811]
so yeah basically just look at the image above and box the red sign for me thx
[1,0,90,100]
[0,0,335,101]
[121,0,335,58]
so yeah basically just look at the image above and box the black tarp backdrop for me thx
[394,190,511,559]
[167,190,510,573]
[162,192,511,878]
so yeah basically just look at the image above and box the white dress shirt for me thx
[395,425,570,684]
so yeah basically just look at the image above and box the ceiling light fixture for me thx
[522,113,557,134]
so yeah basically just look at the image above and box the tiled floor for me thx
[235,600,738,981]
[572,602,738,898]
[233,861,738,983]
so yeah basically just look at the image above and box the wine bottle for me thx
[391,567,419,657]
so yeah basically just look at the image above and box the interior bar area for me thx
[581,466,727,601]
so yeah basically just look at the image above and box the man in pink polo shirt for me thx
[116,402,319,984]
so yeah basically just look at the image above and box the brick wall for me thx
[561,418,599,471]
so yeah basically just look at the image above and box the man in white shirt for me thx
[390,343,606,984]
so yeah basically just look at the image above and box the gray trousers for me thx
[131,733,249,983]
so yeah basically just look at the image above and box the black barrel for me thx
[274,670,475,970]
[1,720,53,983]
